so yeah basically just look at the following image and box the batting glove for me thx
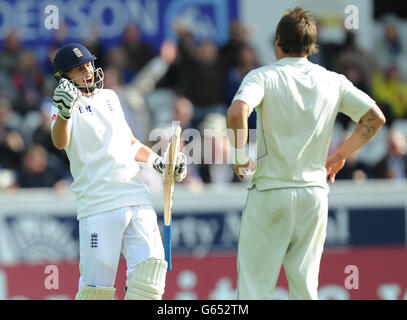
[151,152,188,182]
[53,78,81,120]
[174,152,187,182]
[152,156,165,175]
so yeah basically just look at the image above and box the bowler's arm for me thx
[326,104,386,183]
[226,100,250,149]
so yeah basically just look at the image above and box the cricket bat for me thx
[163,125,182,271]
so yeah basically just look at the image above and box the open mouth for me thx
[84,76,94,86]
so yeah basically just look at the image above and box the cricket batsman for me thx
[227,8,386,299]
[50,43,187,300]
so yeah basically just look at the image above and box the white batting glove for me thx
[151,152,188,182]
[152,156,165,175]
[53,78,81,120]
[174,152,187,182]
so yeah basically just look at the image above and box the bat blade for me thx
[163,125,181,271]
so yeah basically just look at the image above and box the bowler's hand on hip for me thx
[325,153,346,184]
[53,78,81,120]
[234,159,257,180]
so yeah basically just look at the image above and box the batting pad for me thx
[75,285,116,300]
[124,258,167,300]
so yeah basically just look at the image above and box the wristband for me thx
[230,145,249,165]
[58,111,70,120]
[131,140,144,160]
[147,152,160,165]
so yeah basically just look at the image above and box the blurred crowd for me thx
[1,16,407,193]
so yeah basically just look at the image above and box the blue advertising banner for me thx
[0,206,405,263]
[0,0,239,50]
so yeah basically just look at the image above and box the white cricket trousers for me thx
[237,186,328,300]
[78,205,164,290]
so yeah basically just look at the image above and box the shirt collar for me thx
[275,57,310,66]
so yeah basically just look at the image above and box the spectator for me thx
[198,112,237,185]
[11,50,45,116]
[104,41,178,143]
[105,46,134,84]
[224,44,260,130]
[175,36,227,128]
[173,95,194,131]
[219,20,251,70]
[0,97,25,170]
[371,65,407,122]
[121,23,156,75]
[32,98,69,166]
[224,44,260,105]
[0,30,21,74]
[334,134,373,181]
[336,65,376,130]
[333,31,376,90]
[373,17,406,80]
[0,167,16,190]
[373,129,407,179]
[14,144,71,190]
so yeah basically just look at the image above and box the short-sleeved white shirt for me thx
[50,89,152,220]
[233,57,375,190]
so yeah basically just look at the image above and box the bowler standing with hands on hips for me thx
[227,7,386,299]
[50,43,187,300]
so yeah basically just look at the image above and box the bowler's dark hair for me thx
[275,7,318,56]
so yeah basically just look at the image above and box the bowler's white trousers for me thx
[78,205,164,290]
[237,186,328,300]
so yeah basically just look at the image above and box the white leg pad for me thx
[75,285,116,300]
[124,258,167,300]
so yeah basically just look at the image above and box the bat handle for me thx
[164,222,172,271]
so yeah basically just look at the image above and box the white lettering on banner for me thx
[16,1,37,40]
[0,0,160,41]
[5,217,78,262]
[65,1,88,39]
[376,284,407,300]
[172,216,220,257]
[126,0,158,36]
[174,270,198,300]
[208,277,236,300]
[90,0,127,38]
[326,208,350,245]
[220,212,241,245]
[0,1,14,38]
[175,6,216,41]
[318,285,350,300]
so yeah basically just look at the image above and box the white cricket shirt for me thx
[50,89,152,220]
[233,57,375,190]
